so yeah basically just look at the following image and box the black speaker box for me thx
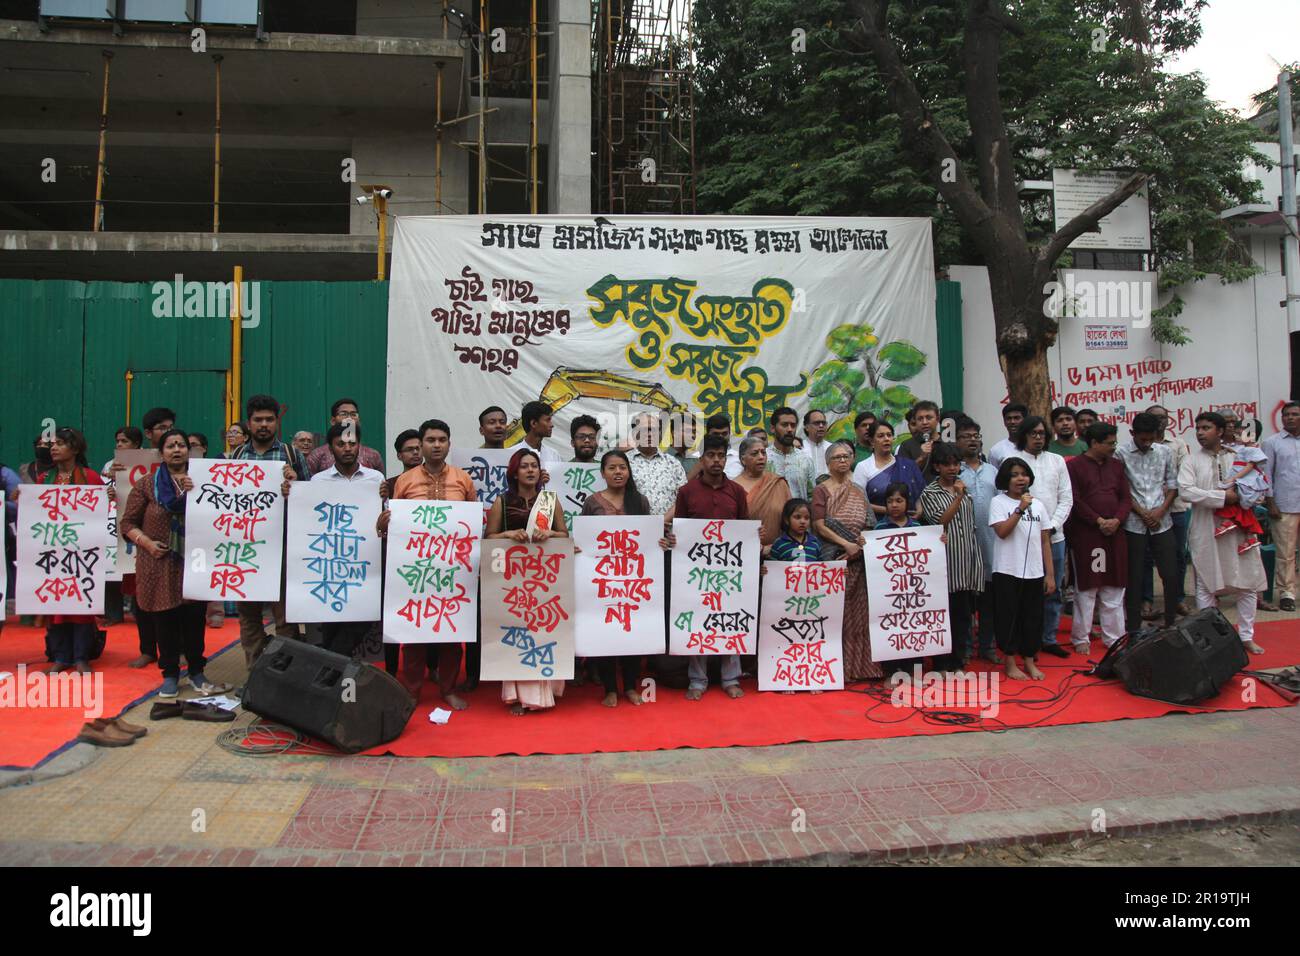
[1113,608,1248,705]
[243,637,416,753]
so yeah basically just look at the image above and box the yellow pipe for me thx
[92,51,112,232]
[213,55,223,233]
[375,195,388,281]
[124,369,133,427]
[231,266,243,426]
[530,0,538,213]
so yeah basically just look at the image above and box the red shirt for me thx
[673,473,749,520]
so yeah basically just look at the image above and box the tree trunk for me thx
[1002,347,1053,419]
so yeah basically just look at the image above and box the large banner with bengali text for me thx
[182,459,285,602]
[480,537,576,681]
[382,499,481,644]
[668,518,761,656]
[863,524,951,662]
[386,216,939,471]
[757,561,846,692]
[572,515,665,656]
[16,485,110,616]
[285,482,383,623]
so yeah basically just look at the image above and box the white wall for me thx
[953,265,1293,442]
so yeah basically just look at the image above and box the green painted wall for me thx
[0,280,389,472]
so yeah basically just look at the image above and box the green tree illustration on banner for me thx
[810,324,927,444]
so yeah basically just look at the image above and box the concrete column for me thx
[547,0,591,214]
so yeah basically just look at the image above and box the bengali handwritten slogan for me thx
[111,449,161,576]
[480,537,576,681]
[16,485,110,615]
[182,458,285,602]
[449,447,514,529]
[572,515,665,656]
[757,561,846,691]
[285,482,383,623]
[382,500,481,644]
[668,518,761,655]
[863,524,951,661]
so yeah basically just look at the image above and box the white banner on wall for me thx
[386,215,939,470]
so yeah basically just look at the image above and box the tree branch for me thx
[1038,172,1150,272]
[963,0,1025,227]
[846,0,994,235]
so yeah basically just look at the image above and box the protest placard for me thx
[285,482,383,623]
[480,537,575,680]
[863,523,951,661]
[449,447,514,529]
[382,499,480,644]
[182,458,285,602]
[112,449,161,575]
[668,518,760,655]
[757,561,846,691]
[16,485,110,615]
[572,515,665,656]
[556,462,604,531]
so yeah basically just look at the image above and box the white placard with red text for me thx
[182,458,285,602]
[668,518,761,656]
[382,499,481,644]
[757,561,846,691]
[16,485,110,616]
[863,524,951,661]
[112,449,161,576]
[573,515,665,656]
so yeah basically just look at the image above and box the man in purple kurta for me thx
[1065,423,1132,654]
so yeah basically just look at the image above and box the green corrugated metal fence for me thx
[935,279,963,412]
[0,279,389,471]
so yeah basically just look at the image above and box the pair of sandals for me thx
[149,700,237,722]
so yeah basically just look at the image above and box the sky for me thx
[1169,0,1300,116]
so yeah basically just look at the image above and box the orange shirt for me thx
[391,463,475,502]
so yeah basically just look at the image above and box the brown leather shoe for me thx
[127,654,157,669]
[76,722,136,747]
[89,716,147,739]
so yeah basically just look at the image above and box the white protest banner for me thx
[480,537,575,681]
[382,499,480,644]
[863,523,950,661]
[112,448,161,575]
[16,485,110,615]
[182,458,285,602]
[386,215,940,472]
[104,500,122,582]
[285,482,383,623]
[572,515,665,656]
[556,462,604,531]
[668,518,760,656]
[449,447,514,528]
[757,561,846,691]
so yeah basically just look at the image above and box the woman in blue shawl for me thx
[851,420,925,519]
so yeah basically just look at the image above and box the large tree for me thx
[693,0,1264,414]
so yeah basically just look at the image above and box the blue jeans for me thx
[688,655,741,690]
[1042,539,1067,645]
[1143,509,1189,605]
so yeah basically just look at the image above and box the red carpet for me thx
[365,619,1300,758]
[3,618,1296,767]
[0,620,241,770]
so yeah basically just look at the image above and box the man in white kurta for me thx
[1177,412,1266,653]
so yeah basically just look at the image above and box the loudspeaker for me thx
[243,637,416,753]
[1113,608,1248,705]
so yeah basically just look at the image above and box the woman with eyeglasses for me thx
[812,440,881,681]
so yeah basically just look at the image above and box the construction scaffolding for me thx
[594,0,697,215]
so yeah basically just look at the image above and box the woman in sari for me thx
[812,440,881,680]
[121,428,229,698]
[486,448,569,715]
[732,436,790,549]
[852,420,926,519]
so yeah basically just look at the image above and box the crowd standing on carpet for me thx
[3,391,1298,734]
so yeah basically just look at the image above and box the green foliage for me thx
[810,322,928,438]
[693,0,1266,341]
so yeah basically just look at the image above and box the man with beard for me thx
[767,406,815,500]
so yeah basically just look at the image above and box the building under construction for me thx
[0,0,697,281]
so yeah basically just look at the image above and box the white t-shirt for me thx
[987,437,1018,469]
[988,493,1049,579]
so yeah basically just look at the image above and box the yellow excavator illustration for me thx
[502,367,691,447]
